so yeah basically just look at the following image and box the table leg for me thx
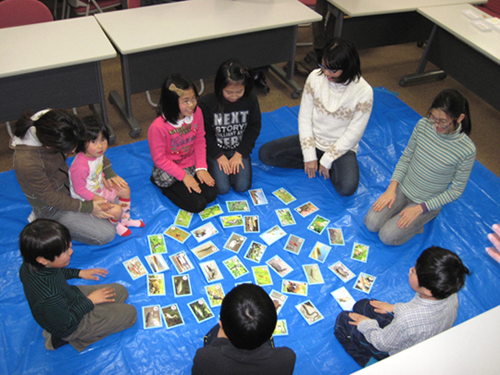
[91,61,116,145]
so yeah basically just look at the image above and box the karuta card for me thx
[351,243,369,263]
[328,227,345,246]
[283,234,305,255]
[223,233,247,253]
[282,279,308,296]
[244,215,260,233]
[266,255,293,277]
[145,254,169,273]
[220,215,244,228]
[143,305,162,329]
[269,289,288,314]
[187,298,215,323]
[123,256,148,280]
[148,274,166,296]
[164,225,191,244]
[161,304,185,329]
[226,200,250,213]
[147,234,167,254]
[205,283,225,308]
[275,208,296,226]
[191,222,218,243]
[191,241,219,260]
[329,261,355,283]
[295,300,324,325]
[307,215,330,235]
[174,209,193,228]
[169,251,194,274]
[302,264,324,285]
[222,256,249,279]
[294,201,319,218]
[354,272,376,294]
[249,188,268,206]
[244,241,268,263]
[199,204,224,221]
[260,225,286,246]
[199,260,224,283]
[273,320,289,336]
[309,241,332,263]
[172,275,192,297]
[272,187,296,205]
[331,286,356,311]
[252,265,273,286]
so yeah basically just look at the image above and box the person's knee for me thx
[215,183,231,195]
[112,283,129,300]
[378,227,401,246]
[364,210,381,233]
[258,143,273,165]
[333,181,358,197]
[124,305,138,327]
[334,312,351,340]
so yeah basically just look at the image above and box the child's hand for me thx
[319,165,330,179]
[229,152,244,174]
[397,205,423,228]
[348,312,370,326]
[87,287,116,305]
[98,201,112,211]
[104,176,128,191]
[197,170,215,187]
[92,202,114,219]
[217,155,231,175]
[370,300,394,314]
[373,181,398,212]
[486,223,500,264]
[304,160,317,178]
[79,268,108,281]
[183,174,201,194]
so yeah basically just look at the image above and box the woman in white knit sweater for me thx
[259,38,373,196]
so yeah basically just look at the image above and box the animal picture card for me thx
[147,274,166,296]
[191,222,218,243]
[164,225,191,244]
[351,243,370,263]
[302,264,324,285]
[161,304,185,329]
[269,289,288,314]
[174,209,193,228]
[199,204,224,221]
[329,261,356,283]
[187,298,215,324]
[123,256,148,280]
[252,265,273,286]
[266,255,293,277]
[282,279,308,296]
[226,200,250,213]
[275,208,296,226]
[191,241,219,260]
[307,215,330,235]
[143,305,162,329]
[273,320,289,336]
[204,283,225,308]
[220,215,244,228]
[145,254,169,274]
[249,188,268,206]
[294,201,319,218]
[169,251,195,274]
[283,234,305,255]
[328,228,345,246]
[354,272,376,294]
[331,286,356,311]
[309,241,332,263]
[223,233,247,253]
[296,300,324,325]
[222,256,249,279]
[244,215,260,233]
[272,188,296,205]
[260,225,286,246]
[199,260,224,283]
[172,275,192,297]
[147,234,167,254]
[244,241,268,263]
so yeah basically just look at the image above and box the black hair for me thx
[19,219,72,269]
[157,74,199,124]
[415,246,470,300]
[429,89,472,135]
[320,38,362,85]
[220,284,277,350]
[214,59,254,111]
[75,116,110,154]
[14,109,85,153]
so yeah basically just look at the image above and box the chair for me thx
[62,0,122,18]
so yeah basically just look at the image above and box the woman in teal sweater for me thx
[365,89,476,246]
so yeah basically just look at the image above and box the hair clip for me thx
[169,83,184,97]
[240,67,251,78]
[30,109,51,122]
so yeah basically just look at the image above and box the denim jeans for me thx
[259,135,359,196]
[207,150,252,195]
[364,185,441,246]
[334,299,392,367]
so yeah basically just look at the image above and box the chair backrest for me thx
[127,0,141,8]
[0,0,53,29]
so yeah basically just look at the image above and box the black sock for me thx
[51,336,69,349]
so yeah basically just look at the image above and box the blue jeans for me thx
[259,135,359,196]
[207,151,252,195]
[334,299,392,367]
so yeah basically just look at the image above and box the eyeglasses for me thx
[428,113,453,128]
[318,63,339,74]
[180,97,198,106]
